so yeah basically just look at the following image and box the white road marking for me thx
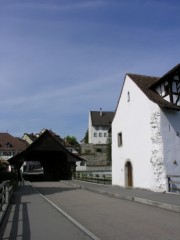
[30,183,101,240]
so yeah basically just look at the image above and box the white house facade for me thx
[112,64,180,192]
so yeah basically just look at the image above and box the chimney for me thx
[100,107,102,117]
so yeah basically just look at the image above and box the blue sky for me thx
[0,0,180,141]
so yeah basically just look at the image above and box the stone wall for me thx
[80,144,110,166]
[150,108,166,192]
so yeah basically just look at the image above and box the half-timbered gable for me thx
[151,64,180,107]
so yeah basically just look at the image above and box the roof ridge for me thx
[127,73,159,79]
[128,72,180,110]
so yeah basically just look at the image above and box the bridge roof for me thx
[8,129,84,166]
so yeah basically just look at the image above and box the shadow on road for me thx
[23,173,45,182]
[0,191,31,240]
[34,185,79,195]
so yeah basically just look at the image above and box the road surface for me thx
[32,181,180,240]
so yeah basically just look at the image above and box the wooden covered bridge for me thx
[9,130,83,180]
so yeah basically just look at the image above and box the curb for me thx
[61,181,180,213]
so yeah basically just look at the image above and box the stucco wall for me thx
[112,76,155,189]
[160,108,180,176]
[88,112,93,143]
[112,74,180,192]
[89,126,110,144]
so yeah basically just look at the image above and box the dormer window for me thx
[6,142,13,148]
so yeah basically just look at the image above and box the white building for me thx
[112,64,180,192]
[88,109,114,144]
[22,133,37,144]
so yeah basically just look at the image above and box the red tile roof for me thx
[0,133,27,151]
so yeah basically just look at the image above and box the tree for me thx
[65,135,80,152]
[84,130,88,144]
[65,135,77,145]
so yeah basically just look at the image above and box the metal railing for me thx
[0,180,16,225]
[167,175,180,193]
[0,181,10,211]
[74,171,112,185]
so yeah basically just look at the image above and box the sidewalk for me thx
[0,182,96,240]
[62,180,180,213]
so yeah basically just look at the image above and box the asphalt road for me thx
[32,181,180,240]
[0,182,94,240]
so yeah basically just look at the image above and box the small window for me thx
[80,161,85,166]
[99,133,102,137]
[104,133,107,137]
[94,133,97,137]
[118,132,123,147]
[3,152,11,156]
[127,91,130,102]
[96,148,102,153]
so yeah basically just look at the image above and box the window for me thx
[94,133,97,137]
[104,133,107,137]
[118,132,123,146]
[6,142,13,148]
[96,148,102,153]
[127,91,130,102]
[99,133,102,137]
[3,152,12,156]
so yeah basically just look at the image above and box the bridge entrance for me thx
[9,130,81,181]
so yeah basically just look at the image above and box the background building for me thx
[88,109,114,144]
